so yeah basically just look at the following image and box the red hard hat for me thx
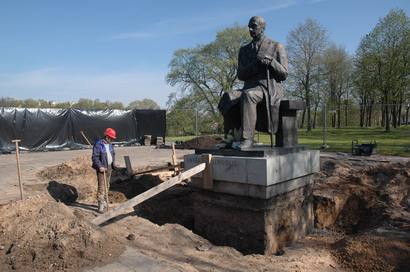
[104,128,117,139]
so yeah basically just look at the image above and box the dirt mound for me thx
[332,234,410,272]
[37,155,128,203]
[38,155,94,180]
[0,196,124,272]
[37,155,97,202]
[314,157,410,233]
[179,136,223,149]
[314,157,410,271]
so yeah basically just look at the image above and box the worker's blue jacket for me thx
[92,139,115,170]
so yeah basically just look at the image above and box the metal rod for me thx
[266,68,273,148]
[195,107,198,136]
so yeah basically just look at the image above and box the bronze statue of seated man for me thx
[218,16,288,150]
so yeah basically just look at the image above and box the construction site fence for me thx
[166,103,410,137]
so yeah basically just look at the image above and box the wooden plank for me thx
[124,156,133,175]
[131,164,179,176]
[91,163,206,226]
[80,130,93,146]
[200,154,213,190]
[12,139,23,200]
[171,142,177,166]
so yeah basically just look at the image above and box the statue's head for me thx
[248,16,265,40]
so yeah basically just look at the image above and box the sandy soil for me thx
[0,148,409,272]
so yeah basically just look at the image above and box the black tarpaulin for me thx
[0,108,166,152]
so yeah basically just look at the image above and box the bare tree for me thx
[286,18,328,131]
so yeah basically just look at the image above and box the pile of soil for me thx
[314,157,410,233]
[37,155,97,202]
[332,234,410,272]
[314,156,410,271]
[179,136,223,149]
[37,155,129,203]
[0,195,124,272]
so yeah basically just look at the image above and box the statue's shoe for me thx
[237,139,253,150]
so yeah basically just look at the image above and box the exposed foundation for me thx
[184,147,319,254]
[192,184,314,254]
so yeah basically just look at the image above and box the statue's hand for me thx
[257,55,272,66]
[260,58,272,66]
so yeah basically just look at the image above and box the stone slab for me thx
[191,174,313,199]
[195,145,307,157]
[184,149,319,187]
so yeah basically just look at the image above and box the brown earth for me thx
[0,195,124,272]
[177,136,223,149]
[314,155,410,271]
[2,152,410,271]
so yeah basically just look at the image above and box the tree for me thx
[72,98,94,110]
[322,44,353,128]
[127,99,160,110]
[354,9,410,131]
[166,25,250,127]
[286,18,328,131]
[166,95,197,136]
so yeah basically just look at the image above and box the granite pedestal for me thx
[184,146,319,254]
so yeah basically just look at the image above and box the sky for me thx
[0,0,409,108]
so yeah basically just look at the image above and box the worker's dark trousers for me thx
[241,89,264,140]
[96,167,112,202]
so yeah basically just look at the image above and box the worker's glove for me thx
[99,167,106,173]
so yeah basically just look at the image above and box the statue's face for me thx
[248,19,264,39]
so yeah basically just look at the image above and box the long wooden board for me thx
[92,163,206,226]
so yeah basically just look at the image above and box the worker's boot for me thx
[98,200,107,214]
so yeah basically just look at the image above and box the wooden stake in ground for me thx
[200,154,213,190]
[171,142,177,166]
[80,130,93,146]
[124,155,133,175]
[12,139,24,200]
[92,163,206,226]
[103,171,110,210]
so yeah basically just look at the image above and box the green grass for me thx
[167,126,410,157]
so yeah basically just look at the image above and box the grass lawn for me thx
[167,126,410,157]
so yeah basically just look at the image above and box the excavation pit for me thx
[109,147,319,255]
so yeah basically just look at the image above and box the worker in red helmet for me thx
[92,127,118,213]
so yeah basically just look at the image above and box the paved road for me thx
[0,146,193,204]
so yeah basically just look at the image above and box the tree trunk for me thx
[360,104,364,127]
[313,103,319,129]
[385,102,390,132]
[367,103,373,127]
[306,95,311,132]
[300,109,306,129]
[337,102,341,129]
[391,105,397,128]
[397,102,402,127]
[381,105,385,128]
[344,100,348,127]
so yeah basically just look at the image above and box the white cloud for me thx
[0,68,174,108]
